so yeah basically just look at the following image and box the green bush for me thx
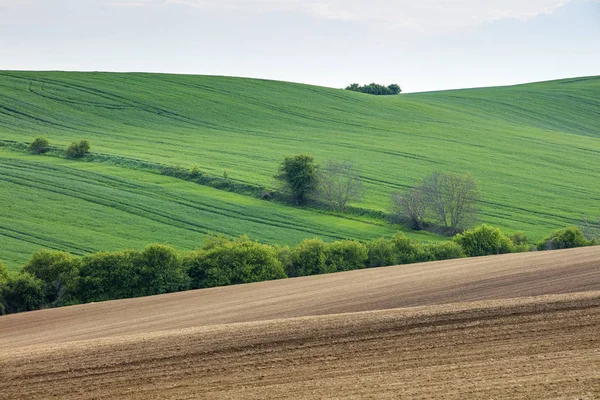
[453,225,515,257]
[391,232,425,264]
[326,240,368,272]
[536,226,592,250]
[420,242,466,261]
[28,137,49,154]
[136,244,190,296]
[22,250,81,306]
[77,245,189,301]
[365,237,397,268]
[66,139,90,158]
[3,272,45,314]
[288,238,330,276]
[0,261,9,315]
[189,165,202,178]
[76,250,138,302]
[185,237,286,289]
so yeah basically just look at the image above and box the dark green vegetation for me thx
[65,139,90,158]
[275,154,318,205]
[345,82,402,95]
[0,225,595,315]
[27,137,49,154]
[0,71,599,270]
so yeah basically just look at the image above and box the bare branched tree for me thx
[421,171,480,234]
[317,160,365,212]
[579,214,600,241]
[390,188,426,230]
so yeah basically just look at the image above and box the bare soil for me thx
[1,247,599,399]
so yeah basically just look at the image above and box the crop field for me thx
[1,247,599,399]
[0,71,599,268]
[0,149,415,270]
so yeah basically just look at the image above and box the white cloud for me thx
[155,0,572,31]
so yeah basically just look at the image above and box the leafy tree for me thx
[345,83,401,95]
[317,160,364,212]
[76,245,188,302]
[326,240,368,272]
[365,237,398,268]
[0,261,9,315]
[2,272,45,314]
[136,244,190,296]
[66,139,90,158]
[28,137,50,154]
[421,242,465,261]
[536,226,592,250]
[387,84,402,95]
[76,250,138,302]
[185,236,286,289]
[453,225,515,257]
[275,154,318,205]
[421,171,480,234]
[22,249,80,306]
[288,238,330,277]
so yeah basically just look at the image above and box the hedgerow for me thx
[0,226,594,315]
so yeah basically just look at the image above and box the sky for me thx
[0,0,599,92]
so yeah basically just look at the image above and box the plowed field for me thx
[1,247,599,399]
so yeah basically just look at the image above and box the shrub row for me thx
[0,226,595,315]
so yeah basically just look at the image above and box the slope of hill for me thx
[1,71,599,268]
[0,149,410,269]
[1,247,599,399]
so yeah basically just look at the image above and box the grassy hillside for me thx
[0,149,415,269]
[0,71,599,268]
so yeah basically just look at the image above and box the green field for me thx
[1,71,599,270]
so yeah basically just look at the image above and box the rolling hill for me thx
[1,247,599,399]
[1,71,599,269]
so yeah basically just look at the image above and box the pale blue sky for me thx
[1,0,598,92]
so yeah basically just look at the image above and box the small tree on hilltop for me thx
[275,154,318,205]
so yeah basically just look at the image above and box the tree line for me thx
[345,83,402,95]
[0,225,595,315]
[275,154,481,235]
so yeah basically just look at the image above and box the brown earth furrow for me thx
[1,248,600,398]
[1,291,599,399]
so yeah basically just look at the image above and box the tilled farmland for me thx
[1,247,599,399]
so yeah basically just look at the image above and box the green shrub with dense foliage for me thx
[326,240,369,272]
[76,244,189,302]
[185,236,285,289]
[453,225,515,257]
[2,272,45,314]
[28,137,50,154]
[536,226,595,250]
[287,238,331,277]
[66,139,90,158]
[0,226,593,315]
[22,249,80,307]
